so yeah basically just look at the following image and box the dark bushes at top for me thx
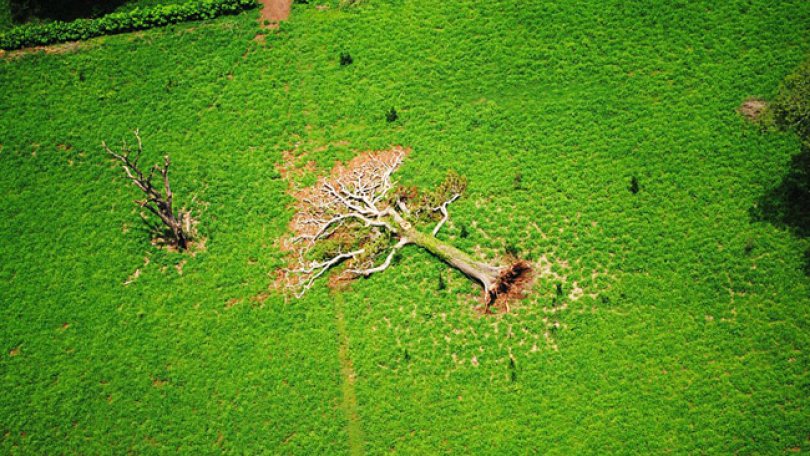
[11,0,128,24]
[0,0,258,50]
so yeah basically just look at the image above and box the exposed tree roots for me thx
[486,261,533,313]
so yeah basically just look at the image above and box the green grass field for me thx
[1,0,810,453]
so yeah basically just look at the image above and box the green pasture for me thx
[1,0,809,453]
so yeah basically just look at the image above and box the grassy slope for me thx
[1,0,809,453]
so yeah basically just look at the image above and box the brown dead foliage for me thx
[250,291,270,307]
[739,98,768,122]
[286,146,409,246]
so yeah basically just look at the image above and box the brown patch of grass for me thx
[2,40,89,60]
[9,346,21,357]
[739,97,768,122]
[174,259,187,275]
[276,148,318,186]
[225,298,242,310]
[327,272,353,292]
[250,291,270,305]
[151,234,206,256]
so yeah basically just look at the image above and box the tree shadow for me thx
[11,0,128,24]
[133,213,174,247]
[750,144,810,274]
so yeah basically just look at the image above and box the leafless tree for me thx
[104,130,190,250]
[280,147,530,312]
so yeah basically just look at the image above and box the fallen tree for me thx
[280,147,530,312]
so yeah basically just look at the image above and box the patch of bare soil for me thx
[739,97,768,122]
[258,0,291,29]
[1,41,87,60]
[276,148,318,188]
[225,298,242,310]
[250,291,270,307]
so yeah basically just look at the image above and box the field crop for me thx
[1,0,809,453]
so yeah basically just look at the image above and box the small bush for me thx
[0,0,258,50]
[339,52,353,66]
[436,269,446,291]
[513,173,523,190]
[629,176,640,194]
[744,238,755,255]
[509,357,517,382]
[385,107,398,123]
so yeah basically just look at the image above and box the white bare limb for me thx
[283,147,411,296]
[293,248,365,297]
[432,194,460,236]
[349,238,410,277]
[397,200,411,216]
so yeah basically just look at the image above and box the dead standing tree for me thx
[281,147,531,312]
[104,130,191,250]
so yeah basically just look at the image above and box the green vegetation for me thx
[0,0,11,31]
[755,58,810,273]
[772,59,810,143]
[7,0,192,25]
[1,0,809,453]
[0,0,257,50]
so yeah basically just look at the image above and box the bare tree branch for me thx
[432,193,460,236]
[349,237,410,277]
[292,248,366,297]
[105,130,191,250]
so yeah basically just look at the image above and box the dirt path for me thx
[334,294,365,456]
[258,0,291,28]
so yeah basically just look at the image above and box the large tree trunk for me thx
[404,227,503,302]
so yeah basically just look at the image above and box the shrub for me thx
[385,107,398,123]
[771,59,810,142]
[339,52,353,66]
[0,0,258,50]
[513,172,523,190]
[629,176,640,194]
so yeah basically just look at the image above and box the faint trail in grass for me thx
[334,293,364,456]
